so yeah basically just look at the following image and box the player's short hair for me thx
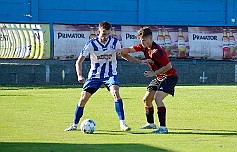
[99,21,112,30]
[136,27,152,38]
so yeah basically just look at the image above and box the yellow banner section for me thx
[0,23,50,59]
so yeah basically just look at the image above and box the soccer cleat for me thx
[151,126,168,134]
[140,123,157,129]
[120,124,131,131]
[64,125,77,131]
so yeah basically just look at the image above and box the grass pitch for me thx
[0,85,237,152]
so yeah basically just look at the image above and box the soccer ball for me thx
[80,119,96,134]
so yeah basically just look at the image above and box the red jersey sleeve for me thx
[132,44,144,52]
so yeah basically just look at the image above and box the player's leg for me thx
[73,90,92,124]
[155,91,168,127]
[151,91,168,134]
[109,84,123,120]
[64,80,101,131]
[152,76,178,134]
[106,75,131,131]
[140,90,157,129]
[64,91,92,131]
[109,84,131,131]
[141,78,160,129]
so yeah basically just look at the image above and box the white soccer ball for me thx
[80,119,96,134]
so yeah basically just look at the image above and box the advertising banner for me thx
[121,26,189,58]
[120,26,143,58]
[53,24,236,61]
[53,24,122,60]
[53,24,95,59]
[189,27,237,60]
[0,23,50,59]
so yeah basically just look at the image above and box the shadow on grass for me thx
[130,128,237,136]
[69,129,126,136]
[169,128,237,136]
[0,142,175,152]
[94,130,129,135]
[0,94,29,96]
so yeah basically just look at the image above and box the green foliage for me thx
[0,86,237,152]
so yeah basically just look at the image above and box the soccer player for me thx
[116,27,178,134]
[64,21,131,132]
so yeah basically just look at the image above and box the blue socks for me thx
[114,99,125,120]
[73,106,84,124]
[73,99,124,124]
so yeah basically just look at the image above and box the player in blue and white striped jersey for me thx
[65,21,131,132]
[81,34,120,79]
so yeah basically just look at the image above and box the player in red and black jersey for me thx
[116,27,178,134]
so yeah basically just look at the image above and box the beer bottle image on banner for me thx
[89,27,96,39]
[112,27,118,38]
[157,28,165,48]
[229,29,236,59]
[178,28,186,58]
[164,28,171,56]
[112,27,123,48]
[222,29,230,59]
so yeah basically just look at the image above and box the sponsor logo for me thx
[97,54,112,60]
[193,34,217,41]
[58,32,85,39]
[125,33,138,39]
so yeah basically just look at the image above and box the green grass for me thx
[0,85,237,152]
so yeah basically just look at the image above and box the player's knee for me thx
[143,96,147,102]
[143,100,153,107]
[78,99,87,106]
[143,97,151,104]
[155,99,165,107]
[110,89,120,99]
[78,95,89,106]
[143,95,150,101]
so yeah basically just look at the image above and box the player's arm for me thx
[116,47,136,54]
[121,54,145,64]
[76,40,91,83]
[144,62,172,77]
[75,55,86,83]
[116,47,148,64]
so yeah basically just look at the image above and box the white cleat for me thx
[140,123,157,129]
[120,124,131,131]
[64,125,77,131]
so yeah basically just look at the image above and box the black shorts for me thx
[147,75,178,96]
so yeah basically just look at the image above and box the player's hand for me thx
[78,75,85,83]
[144,71,155,77]
[140,60,148,65]
[115,49,130,55]
[114,49,122,53]
[114,49,122,56]
[146,59,154,64]
[141,59,154,65]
